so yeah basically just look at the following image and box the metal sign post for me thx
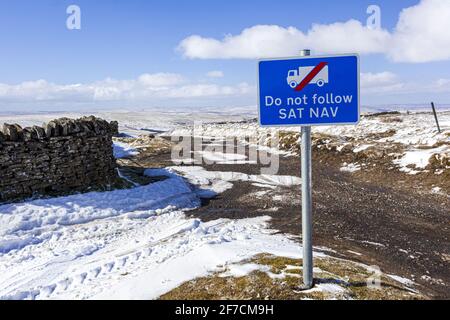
[299,49,313,289]
[257,50,360,290]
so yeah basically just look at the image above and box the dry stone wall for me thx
[0,116,119,203]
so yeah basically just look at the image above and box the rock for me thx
[22,127,37,142]
[32,126,46,139]
[3,124,23,141]
[45,121,62,137]
[109,121,119,135]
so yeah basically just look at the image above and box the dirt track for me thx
[121,136,450,299]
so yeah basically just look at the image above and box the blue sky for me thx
[1,0,449,111]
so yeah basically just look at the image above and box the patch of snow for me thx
[393,145,447,173]
[314,246,338,254]
[314,112,449,147]
[252,190,270,198]
[285,265,301,270]
[361,240,386,247]
[0,236,49,254]
[146,167,233,197]
[195,151,255,165]
[0,174,200,254]
[340,163,361,173]
[431,187,442,194]
[266,271,288,280]
[153,166,301,199]
[272,195,284,201]
[353,145,372,153]
[219,263,271,278]
[336,144,347,152]
[113,141,139,159]
[387,274,415,287]
[303,282,347,295]
[252,183,277,189]
[93,216,305,300]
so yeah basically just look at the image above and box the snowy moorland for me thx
[0,167,303,300]
[1,108,446,299]
[0,163,421,300]
[170,111,449,178]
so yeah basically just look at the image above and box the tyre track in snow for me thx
[0,213,248,299]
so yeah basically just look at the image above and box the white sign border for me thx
[257,53,361,127]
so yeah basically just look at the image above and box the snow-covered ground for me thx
[0,162,417,300]
[0,108,444,299]
[113,141,139,159]
[154,166,301,198]
[0,107,256,137]
[0,162,306,300]
[2,108,448,175]
[170,111,450,176]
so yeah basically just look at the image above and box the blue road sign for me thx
[258,54,360,126]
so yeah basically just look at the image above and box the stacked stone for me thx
[0,116,120,203]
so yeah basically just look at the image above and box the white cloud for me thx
[1,71,447,108]
[138,73,185,87]
[360,72,450,95]
[177,22,388,59]
[426,78,450,93]
[167,82,250,98]
[0,80,93,101]
[388,0,450,62]
[360,72,406,94]
[206,70,224,78]
[0,74,253,104]
[361,72,398,88]
[178,0,450,63]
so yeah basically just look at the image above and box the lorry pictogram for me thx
[287,64,329,89]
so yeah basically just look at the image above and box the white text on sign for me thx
[264,93,354,120]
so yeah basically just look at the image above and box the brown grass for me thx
[160,254,425,300]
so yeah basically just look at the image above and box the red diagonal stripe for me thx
[295,62,328,91]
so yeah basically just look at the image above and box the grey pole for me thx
[431,102,441,133]
[299,49,313,289]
